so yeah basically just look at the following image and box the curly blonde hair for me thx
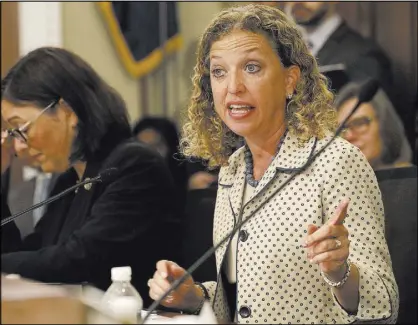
[181,4,337,168]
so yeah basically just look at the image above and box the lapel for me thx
[38,169,78,246]
[56,160,103,243]
[219,133,318,224]
[47,173,60,194]
[218,149,247,223]
[214,149,246,276]
[316,22,347,65]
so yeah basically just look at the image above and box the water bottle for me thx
[102,266,143,324]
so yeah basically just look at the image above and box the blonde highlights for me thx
[181,4,337,168]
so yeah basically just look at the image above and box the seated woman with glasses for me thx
[335,82,413,170]
[0,47,180,306]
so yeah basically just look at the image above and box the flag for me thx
[97,2,182,78]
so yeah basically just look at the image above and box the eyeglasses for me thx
[340,116,373,136]
[4,100,58,143]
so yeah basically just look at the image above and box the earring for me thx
[286,93,293,100]
[286,101,292,116]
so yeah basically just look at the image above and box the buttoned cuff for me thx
[202,281,217,303]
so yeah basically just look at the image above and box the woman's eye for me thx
[245,64,261,73]
[211,68,225,78]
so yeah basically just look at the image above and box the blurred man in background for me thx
[285,1,393,95]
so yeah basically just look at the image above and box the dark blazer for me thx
[1,193,22,253]
[317,21,393,95]
[1,139,181,307]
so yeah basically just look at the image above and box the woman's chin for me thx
[39,164,52,173]
[227,123,255,139]
[39,161,67,174]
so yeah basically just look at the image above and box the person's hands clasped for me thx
[304,199,351,279]
[1,130,15,174]
[148,260,204,312]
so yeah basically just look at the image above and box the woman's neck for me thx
[245,124,287,166]
[73,162,87,180]
[244,124,287,181]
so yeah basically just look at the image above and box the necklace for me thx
[244,130,288,187]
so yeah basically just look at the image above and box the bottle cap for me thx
[111,266,132,281]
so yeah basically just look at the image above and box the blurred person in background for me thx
[335,82,413,170]
[1,47,179,307]
[186,160,218,190]
[133,117,188,216]
[284,1,393,95]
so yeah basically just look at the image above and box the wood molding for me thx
[1,2,19,77]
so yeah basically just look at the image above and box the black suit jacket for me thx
[317,21,393,95]
[1,139,181,307]
[1,193,22,253]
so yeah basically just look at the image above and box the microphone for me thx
[97,167,119,183]
[142,79,380,323]
[1,167,118,227]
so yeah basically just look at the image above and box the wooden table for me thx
[1,274,117,324]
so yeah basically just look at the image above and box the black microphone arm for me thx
[1,167,118,227]
[142,79,379,323]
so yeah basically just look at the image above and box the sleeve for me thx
[320,141,399,323]
[202,279,231,323]
[202,280,217,302]
[1,150,176,284]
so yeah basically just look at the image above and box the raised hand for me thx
[304,199,350,277]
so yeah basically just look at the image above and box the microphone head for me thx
[357,79,380,104]
[98,167,119,183]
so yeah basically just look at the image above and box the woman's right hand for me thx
[1,130,14,174]
[148,260,204,312]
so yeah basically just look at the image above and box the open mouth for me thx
[228,104,255,115]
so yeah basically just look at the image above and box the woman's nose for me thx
[13,138,29,155]
[343,128,356,141]
[227,72,245,94]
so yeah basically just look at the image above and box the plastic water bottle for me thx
[102,266,143,324]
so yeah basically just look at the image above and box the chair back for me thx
[375,166,417,324]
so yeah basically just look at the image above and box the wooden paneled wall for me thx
[1,2,19,77]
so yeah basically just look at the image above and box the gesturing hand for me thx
[148,260,203,311]
[304,199,350,277]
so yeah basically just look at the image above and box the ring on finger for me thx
[335,238,342,249]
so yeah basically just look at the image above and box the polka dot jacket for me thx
[202,132,399,324]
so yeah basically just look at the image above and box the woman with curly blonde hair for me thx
[148,4,398,324]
